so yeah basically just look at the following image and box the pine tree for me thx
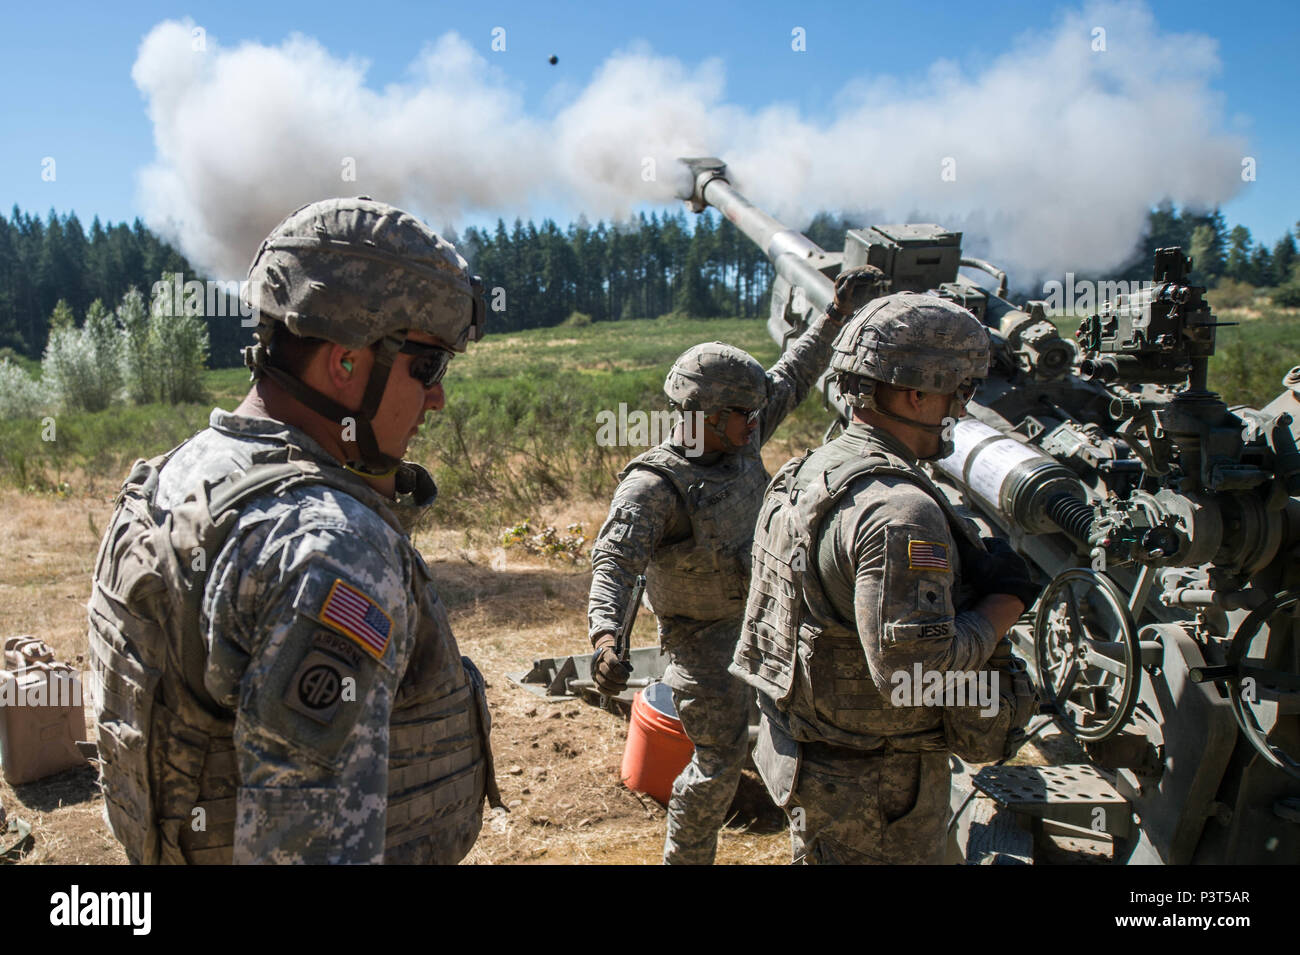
[1271,232,1297,286]
[1248,244,1274,287]
[1225,226,1254,283]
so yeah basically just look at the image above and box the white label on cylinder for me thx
[935,419,1042,507]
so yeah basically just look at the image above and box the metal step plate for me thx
[972,764,1131,836]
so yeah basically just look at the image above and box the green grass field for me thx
[1,309,1295,524]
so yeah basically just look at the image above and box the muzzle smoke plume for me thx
[133,2,1246,285]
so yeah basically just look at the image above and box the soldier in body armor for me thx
[732,292,1042,865]
[87,198,498,864]
[588,268,888,865]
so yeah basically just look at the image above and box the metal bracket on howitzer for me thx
[678,156,1300,864]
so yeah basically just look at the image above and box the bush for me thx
[41,298,131,413]
[83,300,124,410]
[563,311,593,328]
[41,307,100,413]
[0,358,50,420]
[118,287,153,405]
[1271,284,1300,308]
[120,281,210,405]
[1207,279,1257,311]
[147,307,209,404]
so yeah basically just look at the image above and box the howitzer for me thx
[676,156,1300,864]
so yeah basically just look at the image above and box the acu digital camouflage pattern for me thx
[242,197,481,352]
[784,726,953,865]
[830,292,990,395]
[660,618,752,864]
[735,422,1008,864]
[663,341,769,414]
[619,445,769,621]
[88,409,492,864]
[587,310,846,864]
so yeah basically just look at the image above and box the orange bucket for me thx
[621,682,695,805]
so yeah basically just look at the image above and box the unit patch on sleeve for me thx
[318,578,393,661]
[907,539,950,572]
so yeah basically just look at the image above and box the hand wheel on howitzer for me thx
[1190,590,1300,782]
[1032,568,1142,742]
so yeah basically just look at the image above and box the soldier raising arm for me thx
[586,267,888,865]
[586,266,889,667]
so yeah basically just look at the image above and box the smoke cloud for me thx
[133,2,1247,285]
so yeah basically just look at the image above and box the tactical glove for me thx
[591,633,632,696]
[965,536,1043,611]
[993,643,1040,759]
[827,266,889,323]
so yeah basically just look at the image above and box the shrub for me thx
[1207,279,1257,311]
[118,287,153,404]
[0,358,49,419]
[120,280,210,405]
[82,300,124,411]
[563,311,593,328]
[41,300,99,413]
[40,298,131,413]
[1271,284,1300,308]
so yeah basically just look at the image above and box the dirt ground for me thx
[0,486,788,865]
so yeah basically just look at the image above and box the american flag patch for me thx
[319,579,393,661]
[908,540,950,572]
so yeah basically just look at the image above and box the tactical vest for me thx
[87,444,495,865]
[622,444,771,621]
[733,431,981,750]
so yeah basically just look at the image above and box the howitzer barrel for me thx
[676,157,836,316]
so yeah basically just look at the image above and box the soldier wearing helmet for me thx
[587,267,889,865]
[731,291,1042,865]
[87,198,498,864]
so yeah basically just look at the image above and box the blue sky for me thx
[1,0,1296,264]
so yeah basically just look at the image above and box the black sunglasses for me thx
[398,340,455,389]
[728,406,762,425]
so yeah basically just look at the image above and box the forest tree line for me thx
[2,201,1297,369]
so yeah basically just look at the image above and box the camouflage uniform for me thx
[87,198,493,864]
[588,311,844,865]
[141,412,490,863]
[733,293,1018,865]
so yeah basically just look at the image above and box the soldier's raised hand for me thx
[829,265,889,322]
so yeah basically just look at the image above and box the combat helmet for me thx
[831,292,990,456]
[241,197,485,474]
[664,342,768,451]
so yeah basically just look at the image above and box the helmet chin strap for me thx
[862,394,963,461]
[704,408,750,454]
[262,334,406,475]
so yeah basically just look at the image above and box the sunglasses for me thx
[954,380,980,405]
[398,340,455,389]
[728,406,762,425]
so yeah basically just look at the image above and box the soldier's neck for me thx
[235,383,397,498]
[851,409,927,460]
